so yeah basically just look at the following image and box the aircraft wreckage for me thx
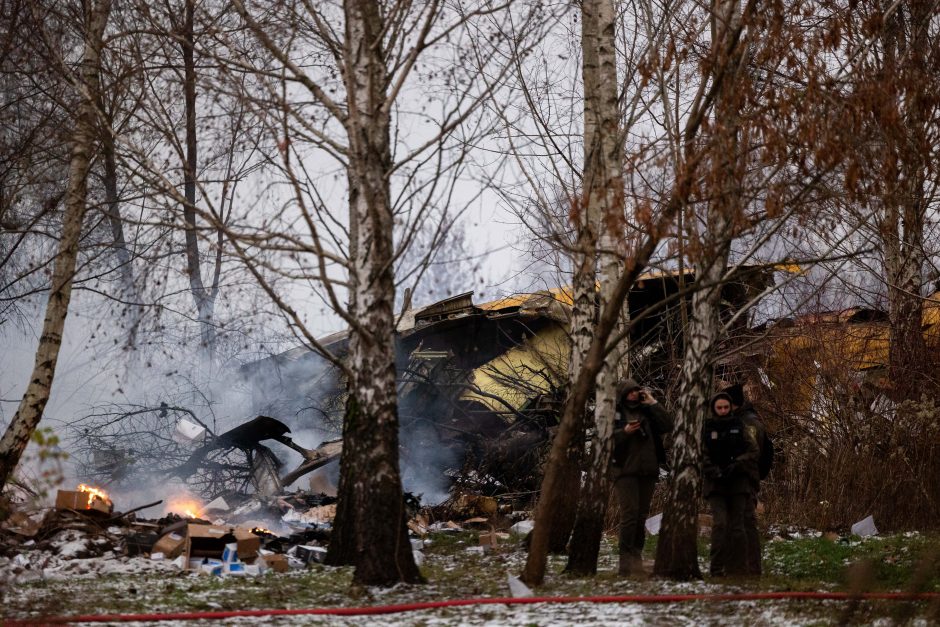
[72,266,785,501]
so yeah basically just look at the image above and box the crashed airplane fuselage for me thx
[240,268,779,493]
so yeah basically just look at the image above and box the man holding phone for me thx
[611,378,673,577]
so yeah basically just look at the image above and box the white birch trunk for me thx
[880,3,929,394]
[0,0,112,490]
[566,0,625,574]
[327,0,420,586]
[653,0,741,579]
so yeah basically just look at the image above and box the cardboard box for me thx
[152,531,186,559]
[232,527,260,560]
[262,554,289,573]
[55,490,112,515]
[184,524,261,563]
[186,524,230,559]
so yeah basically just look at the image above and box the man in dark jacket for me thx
[726,384,768,575]
[702,391,760,577]
[611,378,673,576]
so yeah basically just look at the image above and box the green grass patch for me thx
[763,533,940,591]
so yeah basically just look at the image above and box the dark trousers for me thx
[744,492,761,575]
[614,475,656,558]
[708,492,749,576]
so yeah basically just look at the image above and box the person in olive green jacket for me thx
[702,391,760,577]
[611,378,673,576]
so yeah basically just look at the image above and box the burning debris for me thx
[55,484,114,515]
[163,494,205,520]
[1,473,532,589]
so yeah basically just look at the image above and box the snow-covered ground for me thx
[3,528,938,626]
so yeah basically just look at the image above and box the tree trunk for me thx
[884,213,926,393]
[322,395,355,565]
[566,0,624,575]
[517,0,735,583]
[653,0,741,580]
[326,0,421,586]
[881,1,929,398]
[521,230,665,585]
[651,245,727,579]
[325,174,360,569]
[0,0,112,491]
[101,122,135,298]
[546,246,590,554]
[180,0,216,358]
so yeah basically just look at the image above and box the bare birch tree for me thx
[564,0,624,574]
[652,0,744,578]
[518,0,752,577]
[653,0,858,577]
[204,0,545,586]
[0,0,112,490]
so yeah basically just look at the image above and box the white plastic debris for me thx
[410,538,425,550]
[201,559,223,576]
[150,552,165,561]
[645,513,663,535]
[234,500,263,517]
[204,496,230,513]
[412,550,425,567]
[509,520,534,536]
[171,555,187,570]
[292,545,327,564]
[851,515,878,537]
[507,574,533,598]
[173,419,206,445]
[221,543,238,564]
[222,561,247,576]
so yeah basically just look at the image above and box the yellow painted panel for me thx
[460,324,570,415]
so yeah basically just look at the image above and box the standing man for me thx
[702,391,760,577]
[726,383,769,575]
[611,378,673,577]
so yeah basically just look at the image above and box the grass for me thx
[3,530,939,624]
[763,532,940,591]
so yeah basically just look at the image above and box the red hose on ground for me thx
[6,591,940,625]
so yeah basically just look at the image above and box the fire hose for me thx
[6,591,940,625]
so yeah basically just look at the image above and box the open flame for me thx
[251,527,273,535]
[164,495,204,519]
[77,483,111,508]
